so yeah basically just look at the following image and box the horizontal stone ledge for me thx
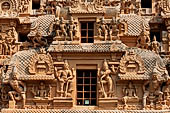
[1,109,170,113]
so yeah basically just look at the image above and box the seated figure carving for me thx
[31,82,51,99]
[122,82,139,108]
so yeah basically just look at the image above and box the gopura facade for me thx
[0,0,170,112]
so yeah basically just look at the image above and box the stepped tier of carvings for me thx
[0,42,169,110]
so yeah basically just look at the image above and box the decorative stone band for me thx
[17,75,55,80]
[1,109,170,113]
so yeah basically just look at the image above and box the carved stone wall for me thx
[0,0,170,112]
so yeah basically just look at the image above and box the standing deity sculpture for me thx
[118,19,128,36]
[6,29,16,56]
[98,59,116,98]
[151,36,160,54]
[55,3,62,18]
[109,17,119,41]
[98,17,108,41]
[60,17,68,39]
[55,60,75,97]
[68,17,77,41]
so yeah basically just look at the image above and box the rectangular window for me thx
[81,22,94,43]
[141,0,152,8]
[32,0,40,9]
[77,70,97,106]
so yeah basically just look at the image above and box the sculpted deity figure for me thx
[137,29,150,49]
[98,17,108,41]
[31,82,51,98]
[30,31,47,48]
[55,3,62,18]
[55,60,75,97]
[6,30,16,56]
[109,17,119,41]
[123,82,138,107]
[60,17,68,39]
[151,36,160,54]
[3,65,26,108]
[143,72,163,109]
[68,17,77,41]
[0,34,8,55]
[98,59,116,98]
[118,19,128,36]
[19,0,28,13]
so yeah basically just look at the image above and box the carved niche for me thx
[119,50,144,75]
[69,0,105,14]
[0,0,18,17]
[29,48,54,75]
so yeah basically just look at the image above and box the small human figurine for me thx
[8,65,26,108]
[98,59,115,98]
[55,60,74,97]
[98,17,108,41]
[137,29,150,49]
[6,30,16,56]
[60,17,68,39]
[118,19,128,36]
[142,71,163,109]
[68,17,76,41]
[55,3,61,18]
[123,82,138,107]
[151,36,160,54]
[109,17,119,41]
[31,31,47,48]
[37,82,47,97]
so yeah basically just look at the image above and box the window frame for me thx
[80,21,94,43]
[76,69,97,106]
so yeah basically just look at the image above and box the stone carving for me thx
[3,63,26,108]
[52,17,78,41]
[109,17,119,41]
[0,28,18,56]
[29,31,48,48]
[69,0,105,14]
[142,68,168,110]
[29,48,54,75]
[118,19,128,36]
[98,59,116,98]
[122,82,139,109]
[0,0,18,17]
[119,50,145,74]
[68,17,78,41]
[137,29,150,49]
[31,82,52,98]
[97,17,109,41]
[59,17,68,38]
[159,0,170,15]
[19,0,29,13]
[162,80,170,107]
[55,60,75,97]
[120,0,141,14]
[151,36,160,54]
